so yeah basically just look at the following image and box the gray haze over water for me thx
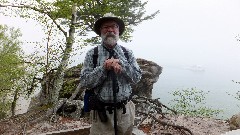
[124,0,240,119]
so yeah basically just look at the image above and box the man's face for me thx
[100,21,119,35]
[100,21,119,46]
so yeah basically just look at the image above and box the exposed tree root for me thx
[132,96,193,135]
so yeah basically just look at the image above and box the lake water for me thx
[152,64,240,119]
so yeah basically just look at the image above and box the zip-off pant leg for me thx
[89,101,135,135]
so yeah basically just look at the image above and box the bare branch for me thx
[0,4,67,37]
[132,96,177,114]
[132,96,193,135]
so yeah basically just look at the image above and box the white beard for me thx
[101,32,119,46]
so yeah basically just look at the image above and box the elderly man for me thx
[80,13,142,135]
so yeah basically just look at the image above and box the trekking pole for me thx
[107,49,118,135]
[110,70,118,135]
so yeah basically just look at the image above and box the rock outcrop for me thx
[131,58,162,98]
[229,113,240,130]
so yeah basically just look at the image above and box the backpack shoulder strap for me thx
[93,45,128,68]
[120,46,129,61]
[93,46,98,68]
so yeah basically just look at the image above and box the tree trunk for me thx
[50,4,77,105]
[11,88,19,116]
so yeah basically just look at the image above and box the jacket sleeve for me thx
[118,49,142,84]
[79,49,107,89]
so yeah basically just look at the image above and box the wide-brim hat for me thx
[94,13,125,36]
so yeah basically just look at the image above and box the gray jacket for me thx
[80,44,142,103]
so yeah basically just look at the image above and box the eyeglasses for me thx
[101,24,119,30]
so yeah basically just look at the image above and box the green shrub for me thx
[169,87,222,117]
[227,80,240,107]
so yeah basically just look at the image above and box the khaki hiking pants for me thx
[89,101,135,135]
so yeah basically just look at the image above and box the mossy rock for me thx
[60,63,83,99]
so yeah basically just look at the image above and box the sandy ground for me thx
[20,114,231,135]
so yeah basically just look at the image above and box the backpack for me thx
[83,45,129,112]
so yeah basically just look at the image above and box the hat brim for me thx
[94,17,125,36]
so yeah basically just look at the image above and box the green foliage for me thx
[169,87,222,118]
[60,79,78,98]
[0,25,24,91]
[0,25,26,117]
[227,80,240,107]
[1,0,159,44]
[52,0,159,41]
[60,64,83,98]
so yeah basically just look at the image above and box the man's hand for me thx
[104,57,122,74]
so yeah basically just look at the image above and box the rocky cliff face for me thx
[131,58,162,98]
